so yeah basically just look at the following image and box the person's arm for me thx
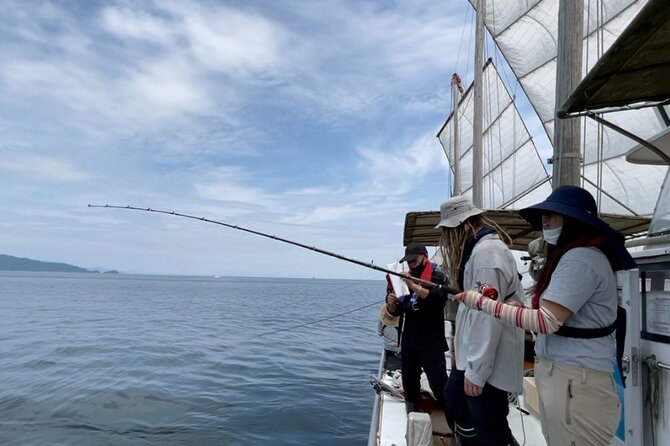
[387,291,403,316]
[405,280,430,300]
[455,290,568,333]
[403,267,448,302]
[456,255,597,333]
[427,268,449,303]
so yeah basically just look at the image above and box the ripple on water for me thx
[1,273,382,445]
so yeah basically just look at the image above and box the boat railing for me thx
[626,234,670,248]
[645,355,670,372]
[367,350,386,446]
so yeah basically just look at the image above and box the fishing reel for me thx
[476,281,499,300]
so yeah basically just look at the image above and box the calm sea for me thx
[0,272,384,445]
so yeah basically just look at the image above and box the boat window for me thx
[640,266,670,344]
[648,169,670,236]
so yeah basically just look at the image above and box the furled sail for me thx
[477,0,668,215]
[437,61,552,210]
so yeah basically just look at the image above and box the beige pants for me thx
[535,358,620,446]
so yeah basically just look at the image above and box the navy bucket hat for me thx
[519,185,609,232]
[519,185,636,271]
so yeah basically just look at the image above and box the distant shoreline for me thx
[0,254,118,274]
[0,254,385,281]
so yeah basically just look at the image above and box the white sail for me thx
[437,61,552,210]
[478,0,668,215]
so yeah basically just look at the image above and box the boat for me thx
[369,1,670,445]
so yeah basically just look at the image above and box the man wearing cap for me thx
[386,242,449,414]
[436,196,524,446]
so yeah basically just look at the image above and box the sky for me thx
[0,0,549,279]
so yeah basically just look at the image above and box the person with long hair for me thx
[437,196,524,446]
[454,185,636,446]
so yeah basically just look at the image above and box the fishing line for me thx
[380,331,399,344]
[89,204,459,293]
[257,299,383,337]
[257,275,384,336]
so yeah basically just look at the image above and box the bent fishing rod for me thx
[88,204,459,294]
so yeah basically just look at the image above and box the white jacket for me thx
[454,233,525,393]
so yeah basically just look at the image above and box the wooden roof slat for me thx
[403,209,650,252]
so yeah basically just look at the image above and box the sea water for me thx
[0,272,384,445]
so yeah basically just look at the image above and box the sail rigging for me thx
[406,0,659,248]
[437,60,552,210]
[472,0,668,216]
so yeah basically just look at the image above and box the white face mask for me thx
[543,226,563,245]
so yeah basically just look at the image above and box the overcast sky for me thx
[0,0,544,279]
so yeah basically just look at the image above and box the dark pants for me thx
[384,349,402,372]
[444,369,516,446]
[401,348,447,410]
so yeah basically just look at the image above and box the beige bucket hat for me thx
[379,303,399,327]
[435,196,484,229]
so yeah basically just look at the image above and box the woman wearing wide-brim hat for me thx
[436,195,525,446]
[455,185,635,446]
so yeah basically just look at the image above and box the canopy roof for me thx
[403,209,650,251]
[559,0,670,116]
[627,126,670,165]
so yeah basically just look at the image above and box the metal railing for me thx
[646,355,670,371]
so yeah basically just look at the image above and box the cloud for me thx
[193,166,278,212]
[281,204,359,225]
[0,0,470,277]
[0,0,294,140]
[100,2,289,74]
[270,1,465,115]
[355,132,450,196]
[0,152,92,182]
[123,57,210,116]
[0,0,465,146]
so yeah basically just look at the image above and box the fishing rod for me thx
[88,204,459,294]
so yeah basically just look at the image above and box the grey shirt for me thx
[535,247,617,373]
[455,233,525,393]
[377,320,400,353]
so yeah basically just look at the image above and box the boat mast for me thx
[472,0,485,207]
[451,73,463,195]
[552,0,583,188]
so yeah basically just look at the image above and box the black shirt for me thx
[390,262,449,351]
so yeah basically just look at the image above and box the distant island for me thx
[0,254,118,274]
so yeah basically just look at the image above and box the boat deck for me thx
[371,323,546,446]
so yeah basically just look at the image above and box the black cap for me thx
[400,242,428,263]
